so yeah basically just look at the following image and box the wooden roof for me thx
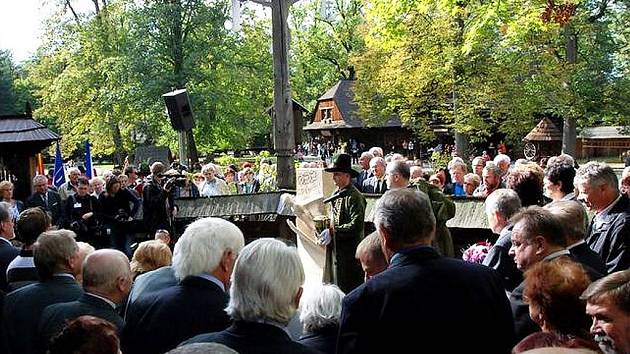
[0,114,59,144]
[579,126,630,139]
[523,117,563,142]
[303,80,402,130]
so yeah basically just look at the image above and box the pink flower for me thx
[462,241,492,264]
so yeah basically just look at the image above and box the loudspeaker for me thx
[163,89,195,131]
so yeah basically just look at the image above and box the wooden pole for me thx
[271,0,296,189]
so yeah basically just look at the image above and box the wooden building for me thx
[0,114,59,201]
[303,80,411,149]
[576,126,630,159]
[522,117,563,160]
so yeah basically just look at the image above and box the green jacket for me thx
[330,184,366,293]
[333,184,367,241]
[409,179,456,257]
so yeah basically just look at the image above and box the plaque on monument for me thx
[134,146,171,167]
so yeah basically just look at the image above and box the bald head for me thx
[82,249,132,304]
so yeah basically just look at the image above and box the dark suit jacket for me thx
[183,321,323,354]
[25,190,64,227]
[123,265,177,320]
[361,176,387,194]
[586,194,630,273]
[482,225,522,292]
[337,246,515,354]
[122,275,231,354]
[353,170,372,192]
[38,293,124,348]
[569,242,608,276]
[0,239,19,292]
[2,275,83,354]
[298,325,338,354]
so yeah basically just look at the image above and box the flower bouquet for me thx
[461,241,492,264]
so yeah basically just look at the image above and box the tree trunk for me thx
[109,115,125,166]
[452,9,469,160]
[562,25,577,156]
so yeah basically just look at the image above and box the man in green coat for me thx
[321,154,366,293]
[386,160,456,257]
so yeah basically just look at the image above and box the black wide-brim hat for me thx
[324,153,359,178]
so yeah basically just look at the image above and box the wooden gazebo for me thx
[0,114,59,201]
[522,117,563,160]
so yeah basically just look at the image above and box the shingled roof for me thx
[523,117,563,142]
[0,114,59,144]
[303,80,402,130]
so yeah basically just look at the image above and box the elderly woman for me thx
[90,177,105,198]
[298,284,345,354]
[463,173,481,197]
[130,240,172,279]
[512,258,599,353]
[199,164,229,197]
[0,181,24,222]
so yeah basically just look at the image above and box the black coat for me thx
[361,176,387,194]
[586,195,630,273]
[298,325,338,354]
[482,225,522,292]
[25,190,64,227]
[337,246,515,354]
[142,178,174,235]
[2,275,83,354]
[183,321,323,354]
[38,293,124,349]
[569,242,608,276]
[0,240,19,292]
[122,276,231,354]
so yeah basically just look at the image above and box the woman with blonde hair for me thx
[0,181,24,222]
[130,240,172,279]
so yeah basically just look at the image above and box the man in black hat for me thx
[322,153,366,293]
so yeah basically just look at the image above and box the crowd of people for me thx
[0,145,629,354]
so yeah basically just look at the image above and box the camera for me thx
[114,209,131,223]
[70,220,89,234]
[164,176,188,190]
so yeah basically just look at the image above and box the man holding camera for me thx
[142,162,176,238]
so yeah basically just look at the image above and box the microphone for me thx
[323,188,350,204]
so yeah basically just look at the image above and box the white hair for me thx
[369,156,385,169]
[201,163,216,174]
[299,283,345,333]
[493,154,511,165]
[484,188,521,219]
[33,175,48,184]
[172,217,244,280]
[67,167,81,174]
[575,161,618,192]
[89,177,105,186]
[226,238,304,325]
[368,147,383,157]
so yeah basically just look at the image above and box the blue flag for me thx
[53,141,66,188]
[85,140,93,179]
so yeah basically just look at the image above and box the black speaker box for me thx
[163,89,195,131]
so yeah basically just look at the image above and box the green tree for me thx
[290,0,365,109]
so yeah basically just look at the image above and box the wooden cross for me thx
[246,0,300,189]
